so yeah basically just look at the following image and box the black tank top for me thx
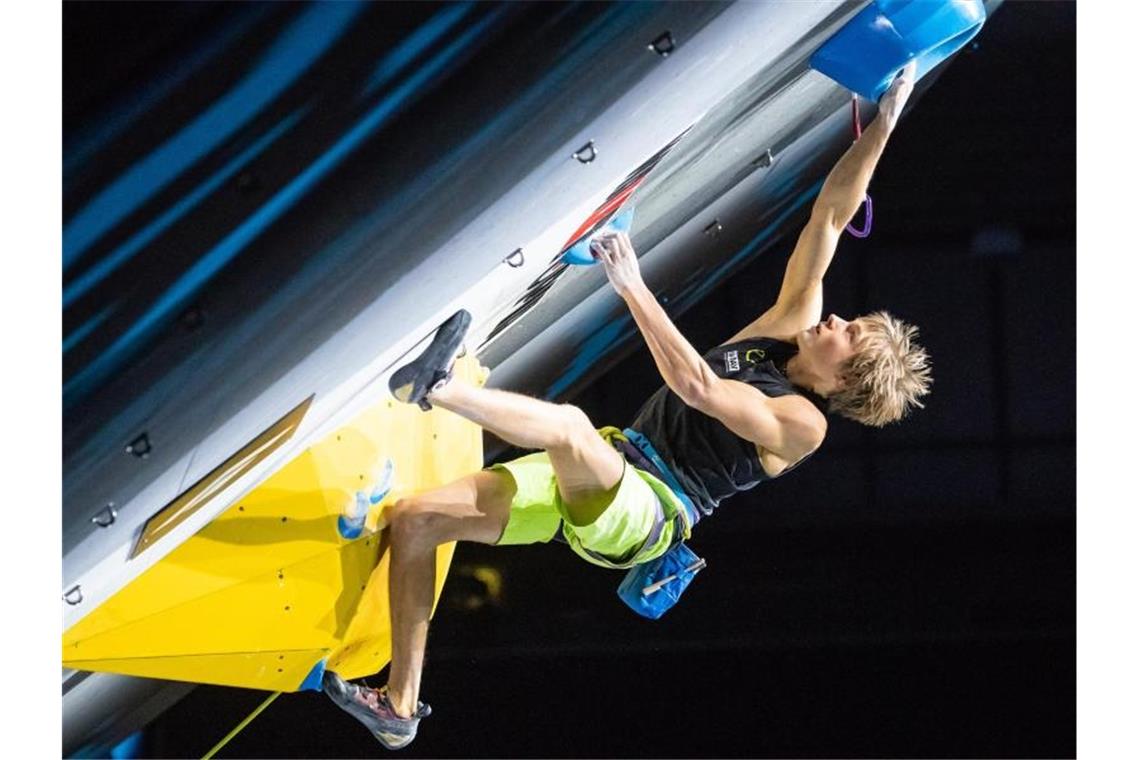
[627,337,828,523]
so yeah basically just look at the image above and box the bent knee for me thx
[388,499,451,550]
[554,404,597,449]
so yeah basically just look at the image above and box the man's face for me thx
[799,314,866,393]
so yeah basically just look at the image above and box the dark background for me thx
[66,1,1075,757]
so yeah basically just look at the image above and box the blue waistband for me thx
[621,428,699,529]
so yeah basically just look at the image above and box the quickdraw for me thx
[845,96,874,239]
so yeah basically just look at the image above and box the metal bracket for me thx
[125,432,151,459]
[752,148,774,168]
[572,141,597,164]
[91,504,117,528]
[64,586,83,605]
[505,249,525,268]
[648,31,675,57]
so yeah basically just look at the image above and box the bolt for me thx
[648,31,675,57]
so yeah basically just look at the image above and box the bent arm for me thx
[595,230,719,404]
[689,377,825,463]
[622,279,823,463]
[595,233,825,460]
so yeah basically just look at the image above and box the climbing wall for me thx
[62,357,487,691]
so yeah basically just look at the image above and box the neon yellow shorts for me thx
[487,428,685,569]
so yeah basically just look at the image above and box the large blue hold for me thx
[810,0,986,101]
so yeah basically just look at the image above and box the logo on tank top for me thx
[744,348,767,365]
[724,350,740,372]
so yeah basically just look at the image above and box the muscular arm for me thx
[780,114,892,294]
[619,280,718,404]
[591,60,917,453]
[729,64,916,341]
[595,233,823,461]
[621,278,824,461]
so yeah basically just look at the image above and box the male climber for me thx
[323,62,931,749]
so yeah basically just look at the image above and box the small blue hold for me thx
[810,0,986,101]
[298,658,327,692]
[561,205,636,266]
[337,514,364,540]
[338,491,370,539]
[370,458,395,504]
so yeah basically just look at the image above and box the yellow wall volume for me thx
[63,357,487,692]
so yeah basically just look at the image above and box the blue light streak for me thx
[548,315,636,398]
[63,4,273,178]
[63,303,117,355]
[64,109,307,309]
[63,1,364,271]
[64,4,505,407]
[360,2,475,99]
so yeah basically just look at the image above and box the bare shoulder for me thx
[766,391,827,449]
[698,377,826,468]
[756,392,827,477]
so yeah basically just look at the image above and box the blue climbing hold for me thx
[561,205,636,266]
[810,0,986,101]
[299,658,327,692]
[369,458,395,504]
[338,457,394,539]
[338,491,370,539]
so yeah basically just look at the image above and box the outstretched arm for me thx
[729,62,917,342]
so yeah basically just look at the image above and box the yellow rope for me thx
[201,691,281,760]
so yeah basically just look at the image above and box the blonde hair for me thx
[828,311,932,427]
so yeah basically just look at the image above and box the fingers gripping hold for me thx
[591,232,643,296]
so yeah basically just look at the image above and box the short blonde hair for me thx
[828,311,932,427]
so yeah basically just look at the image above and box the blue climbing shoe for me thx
[322,671,431,750]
